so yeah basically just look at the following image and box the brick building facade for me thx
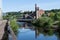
[35,4,45,19]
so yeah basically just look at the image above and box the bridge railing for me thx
[17,19,35,22]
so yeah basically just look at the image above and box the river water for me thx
[16,22,60,40]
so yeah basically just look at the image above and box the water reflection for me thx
[17,22,60,40]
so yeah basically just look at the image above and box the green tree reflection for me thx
[34,27,60,39]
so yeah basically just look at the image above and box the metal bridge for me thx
[17,18,35,22]
[17,12,36,22]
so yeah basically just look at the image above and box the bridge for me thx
[17,4,43,22]
[17,11,36,22]
[17,19,34,22]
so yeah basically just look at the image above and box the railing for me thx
[17,19,34,22]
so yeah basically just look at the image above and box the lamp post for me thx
[0,8,2,20]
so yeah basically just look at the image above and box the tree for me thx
[32,17,53,28]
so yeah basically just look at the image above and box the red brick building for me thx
[35,4,45,19]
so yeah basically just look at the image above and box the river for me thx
[15,22,60,40]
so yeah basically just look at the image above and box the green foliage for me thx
[47,29,54,36]
[49,12,55,19]
[56,12,60,20]
[3,11,34,19]
[58,21,60,27]
[32,17,53,28]
[10,19,19,34]
[32,10,60,28]
[45,9,60,13]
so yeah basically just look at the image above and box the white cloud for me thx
[0,0,2,8]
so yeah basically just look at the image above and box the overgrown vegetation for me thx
[10,19,19,34]
[32,17,53,28]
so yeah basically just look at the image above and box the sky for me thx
[2,0,60,12]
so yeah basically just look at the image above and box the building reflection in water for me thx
[18,22,60,40]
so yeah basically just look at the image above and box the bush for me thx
[32,17,53,28]
[10,19,19,34]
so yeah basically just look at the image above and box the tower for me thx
[35,4,37,11]
[35,4,44,19]
[35,4,39,19]
[35,4,39,12]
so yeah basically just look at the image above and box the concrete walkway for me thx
[0,20,7,40]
